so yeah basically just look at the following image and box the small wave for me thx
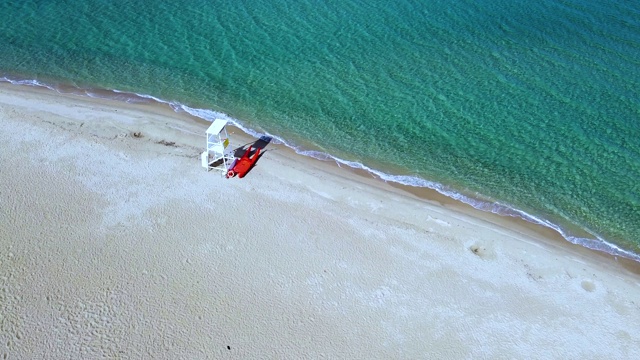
[2,75,638,263]
[1,75,154,103]
[1,76,58,91]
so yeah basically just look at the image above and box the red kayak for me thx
[226,146,261,178]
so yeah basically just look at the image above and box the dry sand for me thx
[1,82,639,359]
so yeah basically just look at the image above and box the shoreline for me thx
[2,81,640,357]
[2,78,638,266]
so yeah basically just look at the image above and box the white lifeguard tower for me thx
[201,119,235,174]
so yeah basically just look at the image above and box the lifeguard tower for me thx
[201,119,235,174]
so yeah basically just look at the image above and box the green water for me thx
[1,0,639,259]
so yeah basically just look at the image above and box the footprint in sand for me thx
[468,242,496,260]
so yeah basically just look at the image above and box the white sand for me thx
[1,83,639,359]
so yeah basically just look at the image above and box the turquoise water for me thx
[1,0,639,259]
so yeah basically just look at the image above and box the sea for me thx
[1,0,639,261]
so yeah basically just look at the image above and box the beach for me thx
[1,82,639,358]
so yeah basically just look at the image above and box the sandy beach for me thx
[1,82,639,359]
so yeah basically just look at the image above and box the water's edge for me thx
[3,75,639,263]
